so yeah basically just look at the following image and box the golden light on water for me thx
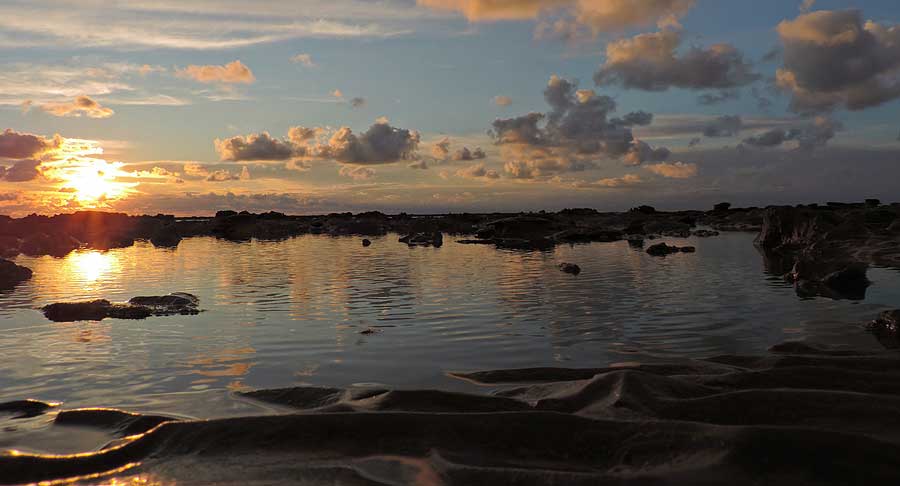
[66,250,120,283]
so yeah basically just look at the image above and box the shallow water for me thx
[1,232,899,418]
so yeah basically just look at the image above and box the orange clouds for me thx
[418,0,694,35]
[175,60,255,84]
[40,96,114,118]
[645,161,698,179]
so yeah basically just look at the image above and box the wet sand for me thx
[3,341,900,485]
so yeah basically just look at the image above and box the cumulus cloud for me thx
[290,53,315,67]
[418,0,695,37]
[454,146,486,161]
[215,132,296,161]
[0,159,42,182]
[645,161,698,178]
[623,140,670,166]
[594,29,759,92]
[490,75,666,178]
[176,60,255,84]
[0,129,60,159]
[40,95,114,118]
[741,116,841,150]
[776,9,900,113]
[456,163,499,179]
[332,89,344,99]
[702,115,743,137]
[339,165,375,180]
[217,122,420,167]
[431,137,451,159]
[493,95,512,106]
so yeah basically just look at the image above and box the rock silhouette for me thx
[42,292,200,322]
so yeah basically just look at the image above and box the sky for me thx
[1,0,899,216]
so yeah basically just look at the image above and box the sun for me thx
[59,158,134,203]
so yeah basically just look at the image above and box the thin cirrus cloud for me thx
[0,1,413,50]
[417,0,695,37]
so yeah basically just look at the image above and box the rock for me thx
[713,202,732,212]
[0,399,58,419]
[868,310,900,349]
[0,235,20,258]
[644,220,692,237]
[359,327,381,335]
[866,199,881,207]
[362,239,371,247]
[401,231,443,247]
[215,210,238,219]
[0,259,32,290]
[20,232,81,257]
[754,206,841,251]
[558,263,581,275]
[692,230,720,237]
[646,242,695,256]
[630,205,656,214]
[42,293,200,322]
[786,258,870,300]
[626,237,644,248]
[150,225,182,248]
[457,239,496,245]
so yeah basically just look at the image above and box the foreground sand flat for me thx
[2,341,900,485]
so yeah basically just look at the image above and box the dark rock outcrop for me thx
[646,242,695,256]
[558,263,581,275]
[42,293,200,322]
[0,259,32,290]
[400,231,443,247]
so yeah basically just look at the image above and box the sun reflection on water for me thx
[65,250,120,284]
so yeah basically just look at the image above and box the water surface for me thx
[2,232,898,418]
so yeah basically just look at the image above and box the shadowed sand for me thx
[3,341,900,485]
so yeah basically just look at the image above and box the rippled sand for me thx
[3,341,899,485]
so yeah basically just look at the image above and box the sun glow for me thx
[55,158,136,204]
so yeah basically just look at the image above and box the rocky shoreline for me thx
[3,341,900,485]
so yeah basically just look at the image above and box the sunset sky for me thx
[1,0,899,216]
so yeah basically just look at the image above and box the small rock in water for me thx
[359,327,381,335]
[558,263,581,275]
[362,239,372,247]
[42,292,200,322]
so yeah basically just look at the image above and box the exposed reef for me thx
[42,292,200,322]
[0,259,31,290]
[4,341,900,485]
[755,202,900,299]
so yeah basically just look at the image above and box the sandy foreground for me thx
[2,341,899,485]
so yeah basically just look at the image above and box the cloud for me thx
[40,95,114,118]
[431,137,451,159]
[593,173,643,187]
[0,159,42,182]
[702,115,743,137]
[314,123,420,165]
[350,97,366,108]
[623,140,670,165]
[697,89,739,105]
[176,60,255,84]
[417,0,695,37]
[0,129,60,159]
[688,137,701,147]
[645,161,698,178]
[775,9,900,113]
[454,146,486,161]
[205,166,250,182]
[291,53,315,67]
[741,116,841,150]
[332,89,344,98]
[215,132,296,161]
[490,75,666,178]
[0,2,409,50]
[594,29,759,91]
[493,95,512,106]
[456,163,499,179]
[339,165,375,180]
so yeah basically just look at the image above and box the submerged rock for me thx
[42,293,200,322]
[558,262,581,275]
[646,242,695,256]
[0,259,32,290]
[400,231,443,247]
[692,229,720,237]
[361,238,371,247]
[869,310,900,347]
